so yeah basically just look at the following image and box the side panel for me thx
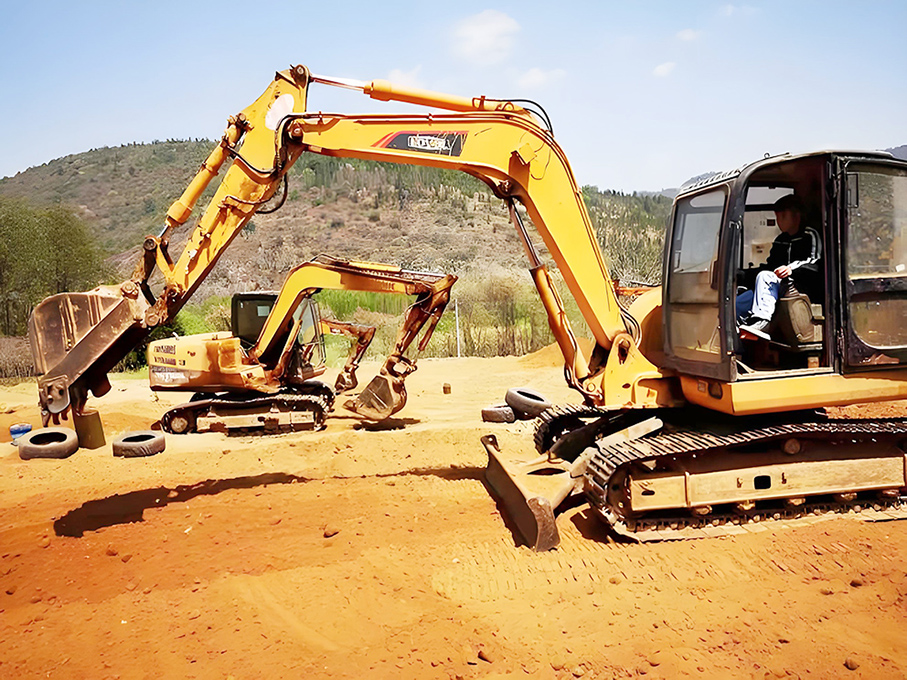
[681,371,907,414]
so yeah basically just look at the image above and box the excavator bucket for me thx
[344,371,407,420]
[28,284,149,419]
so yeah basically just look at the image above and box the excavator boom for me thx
[30,64,658,431]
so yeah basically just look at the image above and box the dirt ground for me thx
[1,350,905,680]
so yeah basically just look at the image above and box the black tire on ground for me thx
[504,387,553,419]
[112,431,166,458]
[481,404,516,424]
[17,427,79,460]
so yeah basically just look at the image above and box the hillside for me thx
[888,145,907,161]
[0,141,672,298]
[0,141,215,253]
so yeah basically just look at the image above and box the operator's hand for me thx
[774,265,792,278]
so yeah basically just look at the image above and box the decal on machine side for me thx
[374,131,467,157]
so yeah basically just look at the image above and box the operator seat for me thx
[771,292,823,350]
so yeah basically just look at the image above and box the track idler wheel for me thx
[161,406,198,434]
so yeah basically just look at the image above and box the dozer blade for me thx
[344,371,406,420]
[28,284,150,417]
[482,434,577,551]
[482,416,663,551]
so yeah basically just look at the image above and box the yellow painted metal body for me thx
[253,259,452,362]
[290,112,623,348]
[154,67,311,299]
[148,256,455,403]
[682,371,907,415]
[148,332,277,393]
[363,79,527,114]
[285,107,677,407]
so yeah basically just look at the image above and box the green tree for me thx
[0,198,109,335]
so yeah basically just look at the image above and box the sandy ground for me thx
[0,351,906,680]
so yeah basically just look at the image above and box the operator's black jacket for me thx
[765,226,822,300]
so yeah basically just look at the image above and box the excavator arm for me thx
[249,254,456,419]
[29,64,673,433]
[321,318,376,393]
[284,108,623,402]
[29,66,313,424]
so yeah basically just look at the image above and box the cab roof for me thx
[676,149,900,198]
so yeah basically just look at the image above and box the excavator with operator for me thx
[147,254,456,434]
[28,64,907,550]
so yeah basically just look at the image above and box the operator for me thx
[737,194,821,339]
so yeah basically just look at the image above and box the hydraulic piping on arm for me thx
[29,65,314,424]
[28,63,675,434]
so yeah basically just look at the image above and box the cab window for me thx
[666,189,726,363]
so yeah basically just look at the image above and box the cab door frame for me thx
[661,180,741,382]
[838,154,907,371]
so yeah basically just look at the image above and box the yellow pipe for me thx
[530,264,598,399]
[364,80,525,115]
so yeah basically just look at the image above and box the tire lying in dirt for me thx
[17,427,79,460]
[481,404,516,423]
[112,431,166,458]
[505,387,553,420]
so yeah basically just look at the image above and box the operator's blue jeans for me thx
[736,270,781,322]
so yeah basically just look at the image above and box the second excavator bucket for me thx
[28,284,150,419]
[334,370,358,393]
[344,370,407,420]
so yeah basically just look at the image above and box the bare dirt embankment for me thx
[1,352,905,679]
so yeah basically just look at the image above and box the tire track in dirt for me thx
[231,573,347,653]
[431,494,907,604]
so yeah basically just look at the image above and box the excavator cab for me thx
[231,292,326,382]
[232,292,280,350]
[662,150,907,411]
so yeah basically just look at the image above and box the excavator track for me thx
[534,404,617,456]
[584,418,907,542]
[161,392,328,435]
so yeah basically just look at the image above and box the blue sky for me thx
[1,1,904,192]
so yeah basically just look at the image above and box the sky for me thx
[0,1,904,192]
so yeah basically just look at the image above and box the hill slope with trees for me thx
[0,141,674,371]
[0,140,671,295]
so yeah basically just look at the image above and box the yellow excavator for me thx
[147,254,456,434]
[27,65,907,548]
